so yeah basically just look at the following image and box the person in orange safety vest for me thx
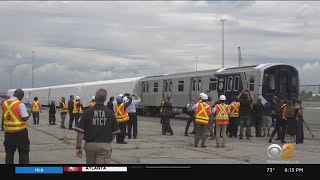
[192,93,211,148]
[227,96,240,138]
[212,95,230,148]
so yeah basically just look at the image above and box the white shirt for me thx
[126,98,141,113]
[6,97,29,118]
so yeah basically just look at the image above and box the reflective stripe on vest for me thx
[195,100,211,125]
[89,102,96,108]
[115,103,129,123]
[73,102,83,114]
[3,100,27,133]
[229,102,240,117]
[32,101,40,112]
[215,103,229,124]
[60,101,68,113]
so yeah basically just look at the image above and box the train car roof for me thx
[140,69,219,81]
[214,63,291,75]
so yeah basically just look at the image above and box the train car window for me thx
[178,81,184,92]
[146,83,149,93]
[209,78,217,91]
[250,76,254,91]
[169,82,172,92]
[227,76,233,92]
[165,82,168,92]
[192,80,196,91]
[142,83,145,92]
[153,82,158,93]
[198,79,202,91]
[234,76,240,92]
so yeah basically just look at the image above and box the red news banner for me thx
[64,166,127,172]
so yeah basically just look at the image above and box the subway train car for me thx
[135,63,299,116]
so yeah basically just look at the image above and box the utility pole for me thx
[196,56,198,71]
[32,51,34,88]
[220,19,226,68]
[10,70,13,89]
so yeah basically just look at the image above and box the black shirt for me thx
[239,98,252,116]
[107,101,114,112]
[74,104,120,143]
[68,99,74,114]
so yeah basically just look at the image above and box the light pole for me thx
[220,19,226,68]
[10,70,13,89]
[32,51,34,88]
[195,56,198,71]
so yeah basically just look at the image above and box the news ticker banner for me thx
[15,166,127,174]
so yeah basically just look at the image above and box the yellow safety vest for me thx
[215,103,229,124]
[60,101,68,113]
[88,101,96,108]
[2,100,27,133]
[72,101,83,114]
[32,101,40,112]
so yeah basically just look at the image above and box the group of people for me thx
[182,90,305,148]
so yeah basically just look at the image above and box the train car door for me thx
[216,76,226,98]
[163,80,173,100]
[142,81,149,104]
[190,78,202,102]
[224,74,242,103]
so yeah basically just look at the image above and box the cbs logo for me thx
[267,144,295,159]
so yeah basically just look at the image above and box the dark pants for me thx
[32,112,39,125]
[207,118,214,137]
[74,114,81,128]
[270,119,287,142]
[185,116,195,135]
[239,115,251,138]
[229,117,239,137]
[296,116,304,143]
[1,116,4,131]
[128,113,138,138]
[49,114,56,125]
[194,123,207,146]
[254,116,263,137]
[161,116,173,135]
[116,122,127,142]
[4,129,30,164]
[68,113,75,129]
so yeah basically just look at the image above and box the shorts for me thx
[262,116,272,128]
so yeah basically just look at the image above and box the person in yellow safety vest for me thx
[88,96,96,108]
[212,95,230,148]
[228,96,240,138]
[192,93,211,148]
[73,96,83,128]
[32,97,41,125]
[1,95,10,131]
[59,97,68,129]
[2,89,31,164]
[114,95,132,144]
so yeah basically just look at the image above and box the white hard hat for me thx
[75,96,81,100]
[199,92,204,98]
[123,97,128,102]
[118,94,123,97]
[92,96,95,100]
[201,94,208,100]
[219,95,226,101]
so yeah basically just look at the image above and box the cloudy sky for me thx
[0,1,320,92]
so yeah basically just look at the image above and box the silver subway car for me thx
[135,63,299,116]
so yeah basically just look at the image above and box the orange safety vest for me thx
[2,99,27,133]
[195,100,211,125]
[32,101,40,112]
[73,101,83,114]
[229,102,240,118]
[60,101,68,113]
[88,101,96,108]
[215,103,229,124]
[115,103,129,123]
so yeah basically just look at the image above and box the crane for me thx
[238,47,243,67]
